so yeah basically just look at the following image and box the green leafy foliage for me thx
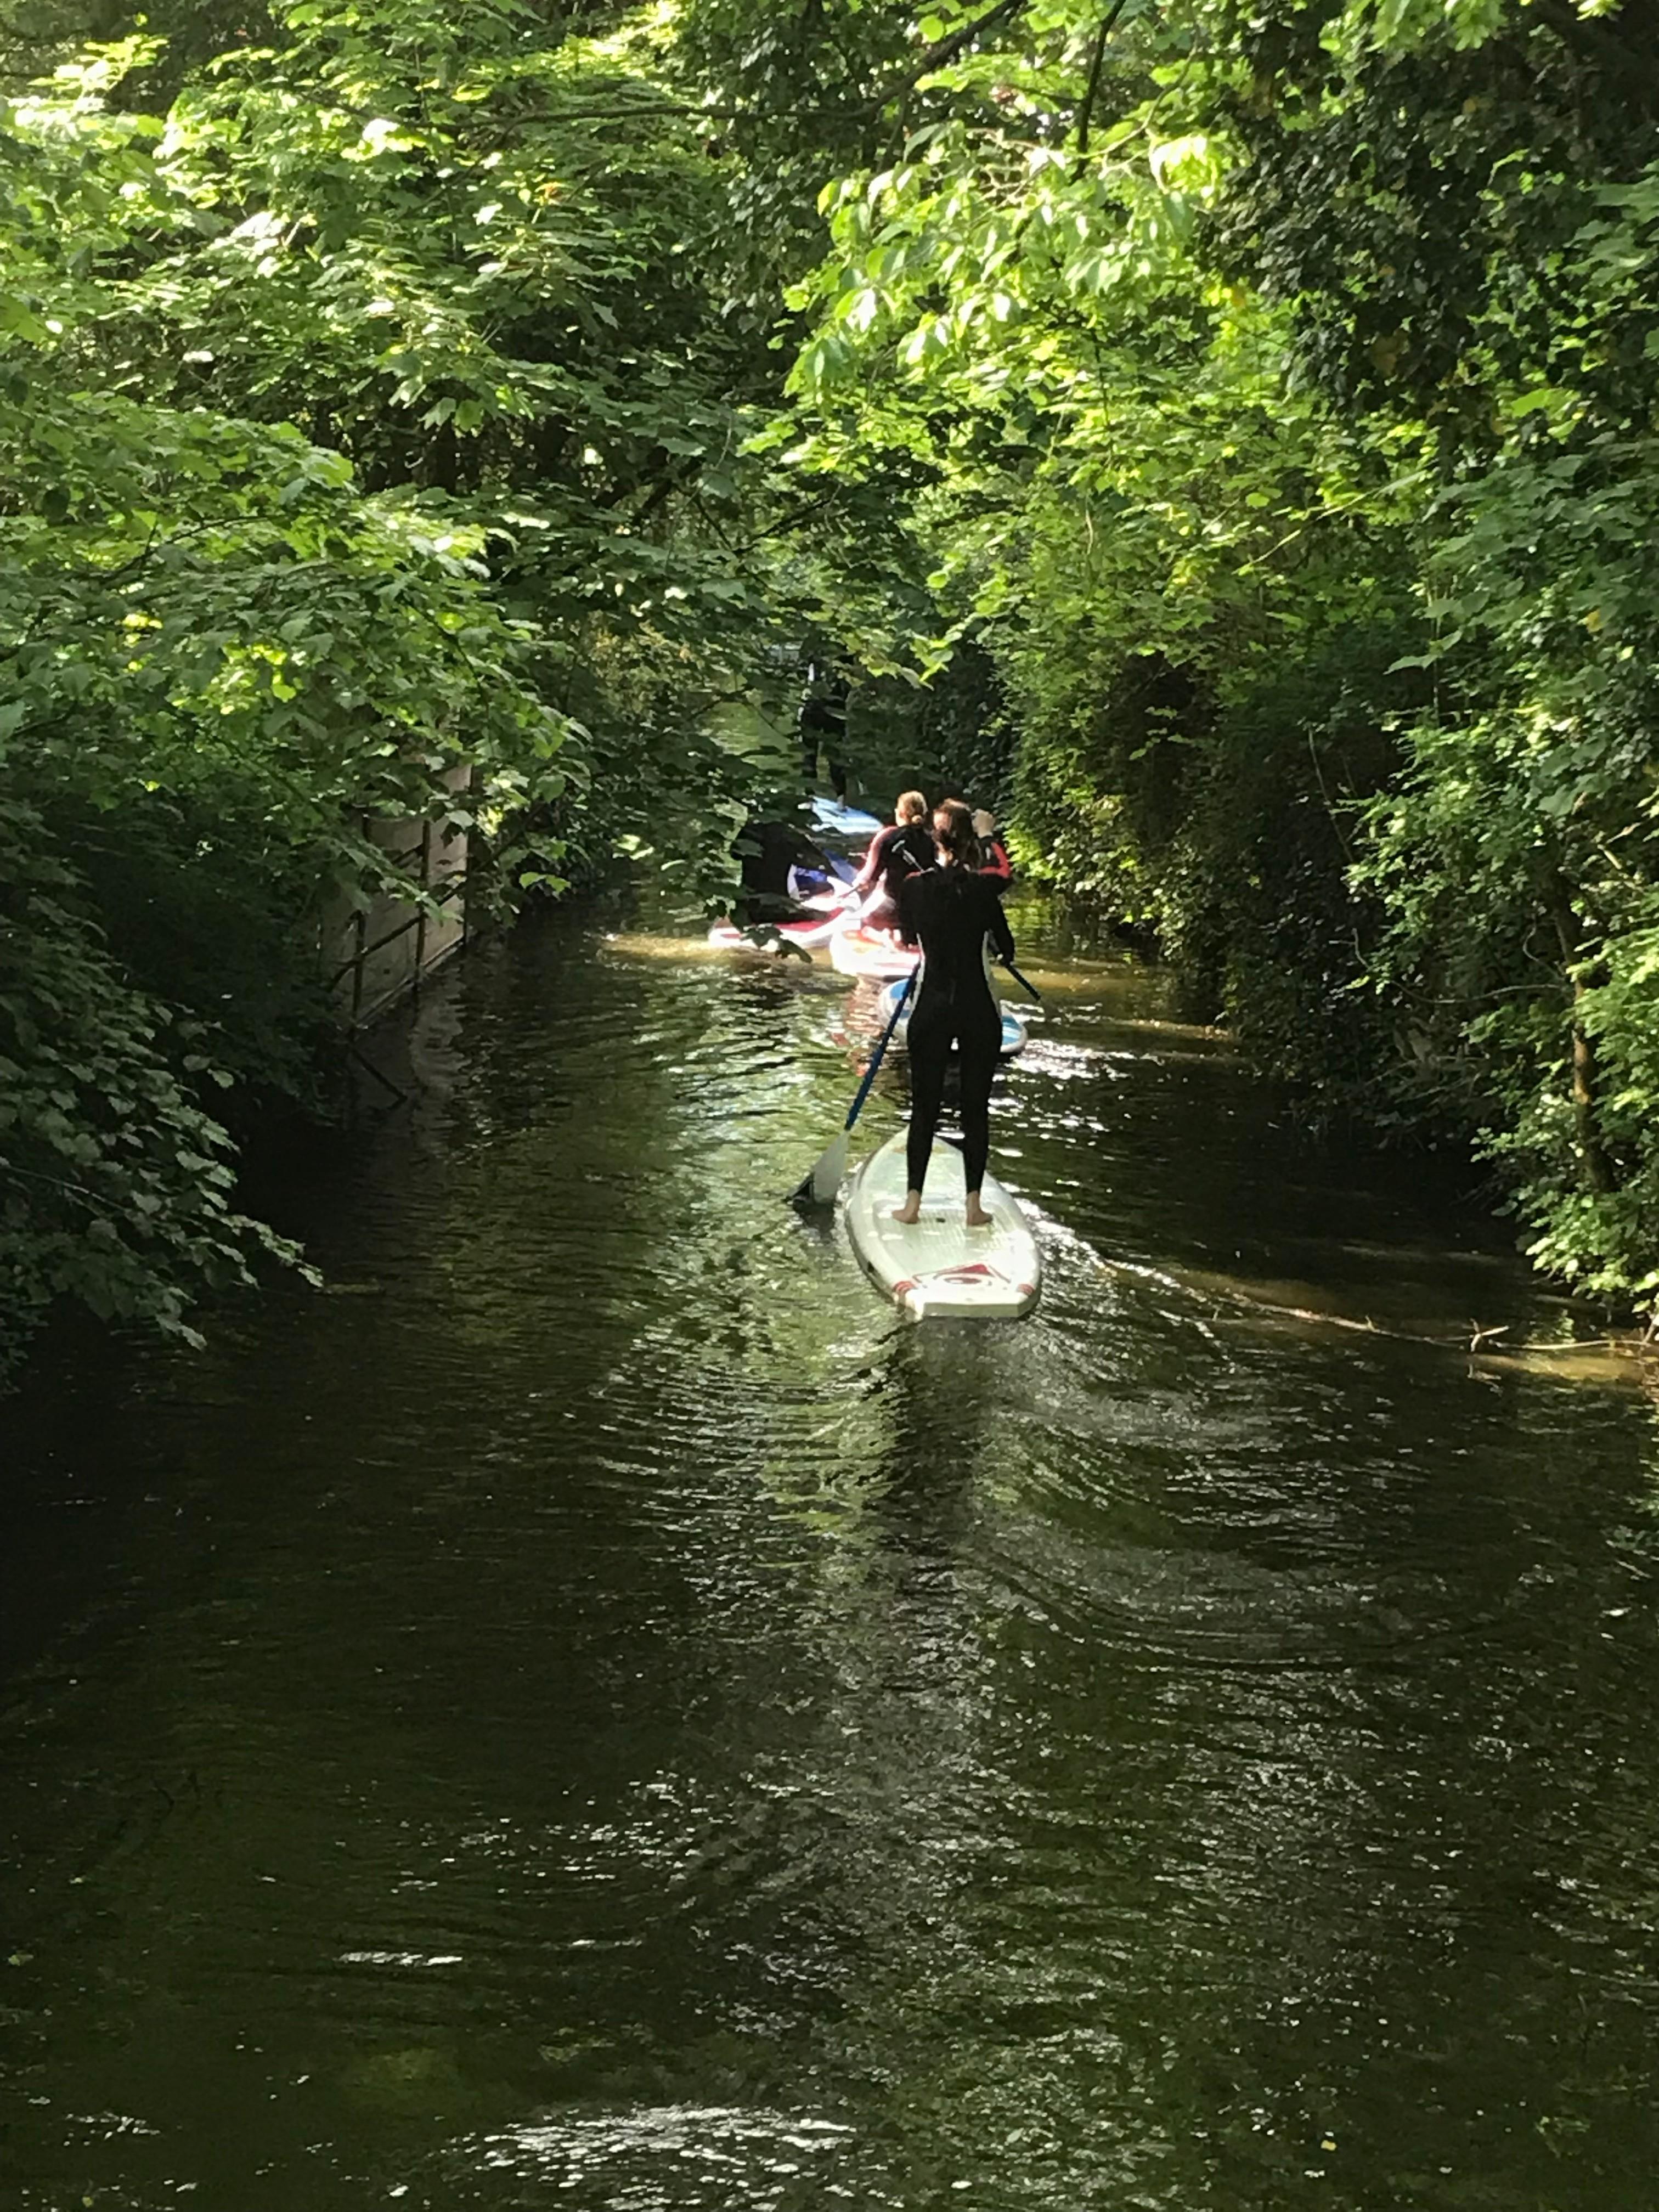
[762,0,1659,1312]
[0,2,810,1377]
[10,0,1659,1378]
[0,802,313,1381]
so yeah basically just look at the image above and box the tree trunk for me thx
[1550,887,1616,1197]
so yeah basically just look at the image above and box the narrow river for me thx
[5,896,1659,2210]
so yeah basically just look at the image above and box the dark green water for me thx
[5,899,1659,2210]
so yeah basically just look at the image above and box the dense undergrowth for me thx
[4,0,1659,1378]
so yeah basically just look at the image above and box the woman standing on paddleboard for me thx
[893,799,1016,1229]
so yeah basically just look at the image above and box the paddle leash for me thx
[792,966,918,1208]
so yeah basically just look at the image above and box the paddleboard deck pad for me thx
[844,1131,1040,1318]
[877,978,1028,1059]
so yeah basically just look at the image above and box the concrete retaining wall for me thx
[326,774,470,1027]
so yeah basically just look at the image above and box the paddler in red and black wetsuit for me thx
[852,789,934,935]
[973,808,1013,889]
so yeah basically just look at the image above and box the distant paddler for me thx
[973,807,1013,888]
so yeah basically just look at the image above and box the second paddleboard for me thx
[876,978,1028,1059]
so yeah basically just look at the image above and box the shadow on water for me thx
[4,891,1659,2210]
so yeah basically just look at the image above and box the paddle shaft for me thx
[1001,958,1043,1005]
[790,963,919,1205]
[845,964,917,1131]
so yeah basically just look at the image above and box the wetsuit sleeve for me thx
[980,840,1012,885]
[984,882,1015,964]
[853,825,891,893]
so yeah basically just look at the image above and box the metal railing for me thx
[326,813,470,1031]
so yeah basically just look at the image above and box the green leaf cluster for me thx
[0,802,315,1381]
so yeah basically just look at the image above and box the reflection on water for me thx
[4,895,1659,2211]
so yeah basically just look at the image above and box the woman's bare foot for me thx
[891,1194,922,1224]
[965,1198,994,1229]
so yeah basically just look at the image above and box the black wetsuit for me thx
[980,838,1013,889]
[896,866,1016,1198]
[799,672,849,798]
[859,820,934,912]
[734,819,834,924]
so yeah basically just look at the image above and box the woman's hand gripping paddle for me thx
[792,966,917,1207]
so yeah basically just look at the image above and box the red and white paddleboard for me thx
[843,1131,1040,1318]
[829,927,919,980]
[707,911,845,953]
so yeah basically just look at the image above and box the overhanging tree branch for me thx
[916,0,1030,78]
[1076,0,1132,163]
[879,0,1031,112]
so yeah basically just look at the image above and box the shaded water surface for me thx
[5,899,1659,2210]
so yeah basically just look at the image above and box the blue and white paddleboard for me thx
[844,1131,1041,1318]
[810,795,884,838]
[877,977,1028,1059]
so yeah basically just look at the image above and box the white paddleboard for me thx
[811,796,884,838]
[830,926,919,979]
[844,1130,1041,1318]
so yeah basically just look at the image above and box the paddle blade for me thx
[793,963,912,1208]
[793,1129,847,1209]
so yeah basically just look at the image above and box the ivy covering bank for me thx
[3,0,1657,1374]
